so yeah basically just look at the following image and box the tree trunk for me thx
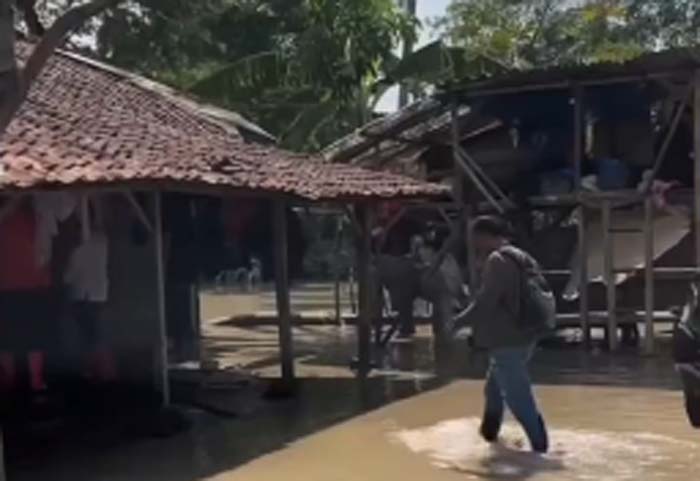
[0,1,18,109]
[0,0,122,137]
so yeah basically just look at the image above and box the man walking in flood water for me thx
[451,216,551,453]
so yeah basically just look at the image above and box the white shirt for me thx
[64,234,109,302]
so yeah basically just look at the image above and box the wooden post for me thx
[451,102,465,205]
[573,85,590,345]
[451,101,471,288]
[573,86,585,189]
[602,200,618,351]
[334,275,342,325]
[578,206,590,345]
[0,426,5,481]
[333,215,343,325]
[153,191,170,406]
[355,204,373,375]
[644,196,655,355]
[465,206,477,290]
[694,71,700,271]
[273,200,295,384]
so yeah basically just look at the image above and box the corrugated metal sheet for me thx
[449,47,700,96]
[0,41,447,201]
[323,97,501,177]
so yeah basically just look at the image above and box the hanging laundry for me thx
[33,192,77,267]
[0,202,51,291]
[64,232,109,303]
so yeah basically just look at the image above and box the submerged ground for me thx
[11,284,700,481]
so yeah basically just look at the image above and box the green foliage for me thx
[38,1,415,152]
[437,0,700,69]
[82,0,413,152]
[38,1,700,153]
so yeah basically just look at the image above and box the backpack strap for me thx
[496,247,526,321]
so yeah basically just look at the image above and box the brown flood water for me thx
[11,324,700,481]
[212,381,699,481]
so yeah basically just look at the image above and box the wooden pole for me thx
[578,207,590,345]
[273,200,295,384]
[451,102,465,206]
[0,426,5,481]
[694,70,700,271]
[355,204,373,375]
[333,215,343,325]
[465,206,477,289]
[602,200,618,351]
[153,191,170,406]
[573,85,590,345]
[573,85,585,193]
[644,196,655,355]
[451,102,472,288]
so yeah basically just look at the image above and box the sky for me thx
[376,0,452,112]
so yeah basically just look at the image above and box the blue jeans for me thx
[483,343,548,451]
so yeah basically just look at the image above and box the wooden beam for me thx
[153,191,170,406]
[644,196,655,355]
[456,146,511,207]
[602,200,618,351]
[573,85,585,189]
[273,200,295,384]
[578,206,590,345]
[465,206,477,289]
[333,215,344,326]
[453,147,505,213]
[0,425,5,481]
[355,204,373,376]
[574,85,590,345]
[694,70,700,271]
[124,191,154,233]
[451,102,465,206]
[455,71,688,100]
[647,84,693,186]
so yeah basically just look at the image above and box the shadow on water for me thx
[454,445,565,481]
[9,375,442,481]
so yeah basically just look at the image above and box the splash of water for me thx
[391,417,698,480]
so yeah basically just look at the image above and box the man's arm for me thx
[450,252,511,331]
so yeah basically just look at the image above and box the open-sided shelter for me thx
[0,38,448,426]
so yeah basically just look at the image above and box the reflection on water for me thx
[10,325,700,481]
[394,417,699,481]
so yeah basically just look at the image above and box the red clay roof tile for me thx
[1,41,447,201]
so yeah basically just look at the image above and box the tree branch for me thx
[0,0,122,135]
[19,0,45,37]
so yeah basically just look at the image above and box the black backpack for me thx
[499,246,557,336]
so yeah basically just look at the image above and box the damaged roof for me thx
[326,47,700,176]
[323,98,501,176]
[448,47,700,98]
[0,41,447,201]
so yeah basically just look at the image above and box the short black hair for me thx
[471,215,511,238]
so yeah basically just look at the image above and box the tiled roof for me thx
[0,41,447,201]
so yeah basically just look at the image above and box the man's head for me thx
[470,215,511,257]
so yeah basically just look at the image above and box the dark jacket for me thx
[453,245,536,349]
